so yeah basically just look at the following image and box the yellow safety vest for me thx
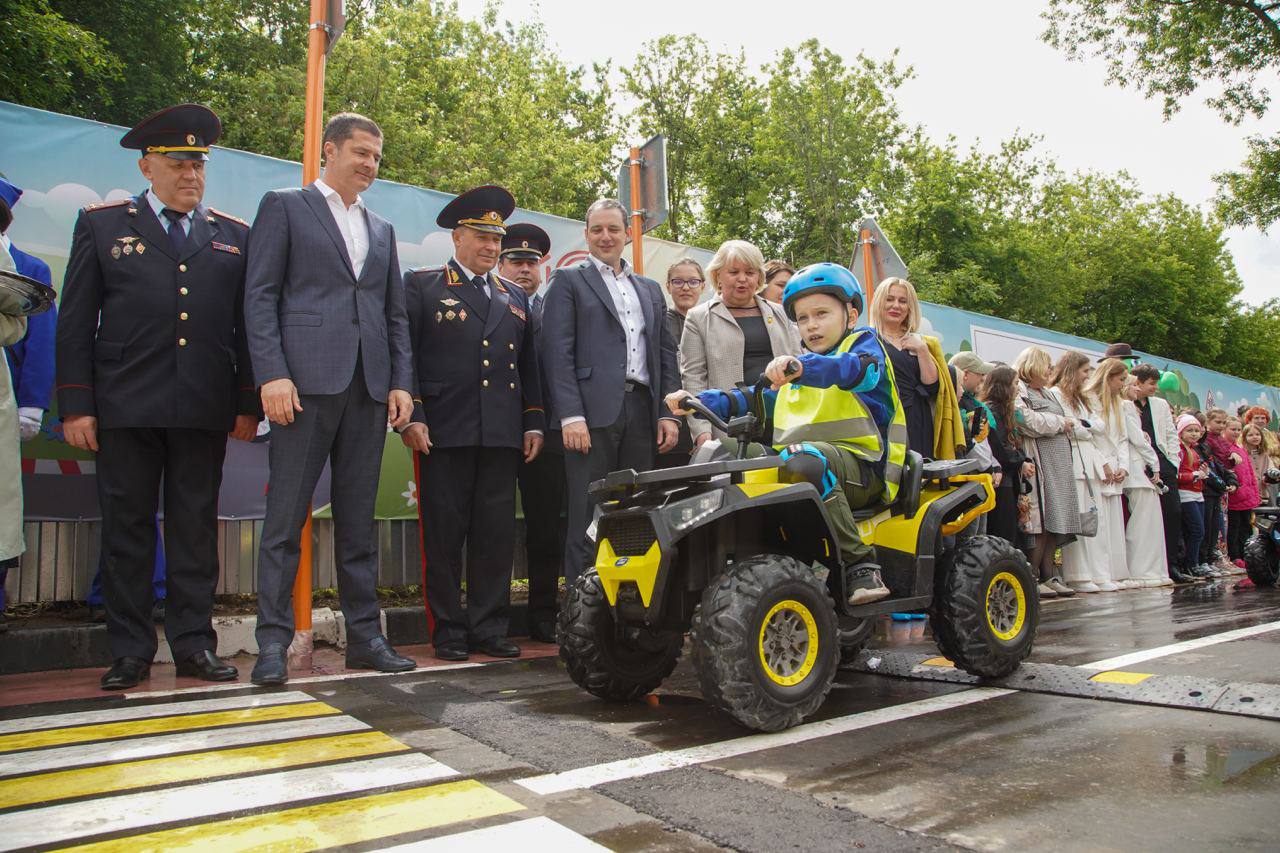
[772,331,909,500]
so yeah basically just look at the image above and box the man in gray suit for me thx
[542,199,681,587]
[244,113,416,684]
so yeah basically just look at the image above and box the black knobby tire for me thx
[690,555,839,732]
[930,534,1038,678]
[558,571,684,702]
[1243,534,1280,588]
[838,618,875,667]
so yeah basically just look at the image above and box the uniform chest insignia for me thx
[136,242,146,254]
[116,236,138,244]
[440,298,460,307]
[458,308,468,323]
[445,310,457,321]
[211,241,242,255]
[111,245,121,259]
[509,304,527,322]
[122,243,133,255]
[436,310,443,324]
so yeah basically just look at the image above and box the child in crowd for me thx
[1242,423,1272,503]
[1224,417,1260,567]
[1176,415,1209,580]
[1197,408,1238,574]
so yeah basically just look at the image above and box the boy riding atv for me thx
[665,262,907,607]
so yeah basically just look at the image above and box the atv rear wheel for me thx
[559,571,684,702]
[691,555,838,732]
[930,535,1037,678]
[1243,534,1279,588]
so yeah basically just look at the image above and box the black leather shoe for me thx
[101,657,150,691]
[151,599,166,624]
[528,620,557,644]
[346,636,416,672]
[251,643,289,685]
[471,636,521,658]
[176,650,239,682]
[434,643,469,662]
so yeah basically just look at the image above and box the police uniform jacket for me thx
[55,193,257,431]
[403,260,543,449]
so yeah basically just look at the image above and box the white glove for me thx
[17,407,43,442]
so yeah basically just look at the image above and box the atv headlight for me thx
[665,491,723,532]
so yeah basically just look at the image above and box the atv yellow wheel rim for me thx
[985,571,1026,641]
[758,599,819,686]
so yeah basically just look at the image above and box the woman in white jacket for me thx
[1120,376,1173,586]
[1080,358,1135,589]
[1050,352,1120,591]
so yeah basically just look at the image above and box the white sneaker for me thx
[1139,578,1167,588]
[1097,581,1120,592]
[1037,582,1058,599]
[1118,579,1138,590]
[1070,581,1101,593]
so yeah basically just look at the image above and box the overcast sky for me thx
[455,0,1277,306]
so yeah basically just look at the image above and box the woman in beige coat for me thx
[677,240,801,446]
[0,249,30,629]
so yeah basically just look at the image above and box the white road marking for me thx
[0,714,369,777]
[1076,619,1280,671]
[518,619,1280,795]
[517,688,1014,795]
[373,816,609,851]
[123,661,490,700]
[0,752,457,851]
[0,690,313,735]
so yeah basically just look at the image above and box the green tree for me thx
[1041,0,1280,230]
[0,0,120,113]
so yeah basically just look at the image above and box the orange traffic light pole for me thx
[628,146,644,275]
[289,0,330,671]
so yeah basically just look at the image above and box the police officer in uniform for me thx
[500,223,563,643]
[56,104,258,690]
[402,186,544,660]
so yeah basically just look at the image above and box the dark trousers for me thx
[417,446,520,647]
[96,427,227,661]
[563,386,656,585]
[1180,501,1206,571]
[1200,494,1224,562]
[255,363,386,649]
[517,439,566,628]
[1227,509,1254,560]
[90,518,165,606]
[1157,460,1181,571]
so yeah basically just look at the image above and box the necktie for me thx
[161,208,188,254]
[471,275,490,305]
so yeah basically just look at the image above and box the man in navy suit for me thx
[244,113,416,684]
[541,199,680,587]
[402,187,544,660]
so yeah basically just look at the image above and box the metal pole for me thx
[628,147,644,276]
[289,0,329,672]
[859,227,876,312]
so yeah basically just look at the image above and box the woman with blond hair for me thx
[677,240,800,446]
[1079,358,1136,588]
[870,277,964,460]
[1013,346,1082,597]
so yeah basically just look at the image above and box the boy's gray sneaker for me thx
[845,562,890,605]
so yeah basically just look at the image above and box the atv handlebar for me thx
[679,375,775,458]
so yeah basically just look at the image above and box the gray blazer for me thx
[243,184,413,400]
[679,294,801,440]
[541,258,679,430]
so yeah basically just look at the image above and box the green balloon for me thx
[1158,371,1180,392]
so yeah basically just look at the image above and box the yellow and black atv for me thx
[558,380,1039,731]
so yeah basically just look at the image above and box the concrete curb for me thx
[0,603,531,675]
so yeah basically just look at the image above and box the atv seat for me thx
[846,450,924,521]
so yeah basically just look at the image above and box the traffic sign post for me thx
[617,134,669,275]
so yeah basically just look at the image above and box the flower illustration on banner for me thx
[401,480,417,507]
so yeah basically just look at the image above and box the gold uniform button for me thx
[179,287,189,296]
[482,339,490,347]
[179,264,187,272]
[509,382,516,390]
[179,312,189,321]
[508,363,515,370]
[178,338,188,347]
[482,379,489,388]
[483,359,490,367]
[508,343,515,351]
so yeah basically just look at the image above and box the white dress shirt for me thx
[451,258,491,298]
[315,178,369,278]
[589,253,649,384]
[145,188,192,237]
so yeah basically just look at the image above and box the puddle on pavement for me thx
[1169,743,1280,785]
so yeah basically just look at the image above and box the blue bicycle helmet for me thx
[780,263,864,321]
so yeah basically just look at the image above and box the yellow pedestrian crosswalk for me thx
[0,690,606,851]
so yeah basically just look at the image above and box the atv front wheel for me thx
[691,555,838,731]
[559,571,684,702]
[1243,534,1279,587]
[930,535,1037,678]
[838,618,875,667]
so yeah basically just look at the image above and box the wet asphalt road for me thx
[3,581,1278,851]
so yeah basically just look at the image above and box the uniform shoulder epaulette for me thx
[410,265,446,274]
[209,207,249,227]
[83,199,131,213]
